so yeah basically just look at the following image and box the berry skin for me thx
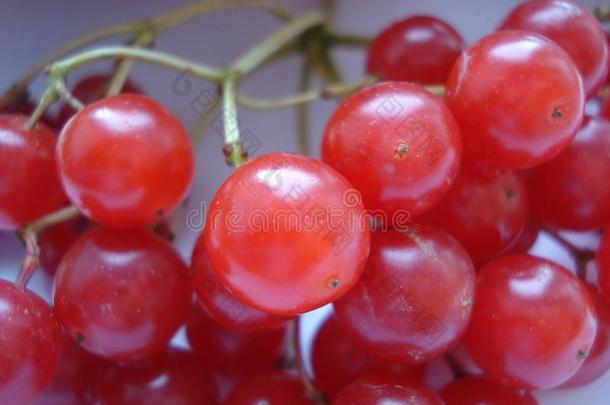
[418,162,528,264]
[186,302,288,377]
[0,280,63,405]
[90,349,218,405]
[191,236,289,333]
[334,228,476,365]
[527,117,610,231]
[0,114,66,230]
[53,227,191,362]
[596,229,610,302]
[499,0,609,98]
[224,370,310,405]
[204,152,370,316]
[332,373,443,405]
[464,254,597,390]
[38,216,89,275]
[56,94,194,228]
[446,31,584,170]
[312,315,424,398]
[367,16,464,84]
[322,82,461,218]
[440,376,537,405]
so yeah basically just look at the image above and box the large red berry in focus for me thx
[0,280,63,405]
[204,152,370,316]
[192,236,289,333]
[418,162,528,264]
[440,376,537,405]
[446,31,584,169]
[334,228,476,365]
[527,117,610,231]
[224,370,310,405]
[322,82,461,218]
[499,0,609,98]
[332,373,443,405]
[0,114,66,230]
[464,254,597,390]
[53,227,191,362]
[56,94,193,228]
[367,16,464,84]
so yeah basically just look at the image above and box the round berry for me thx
[440,376,537,405]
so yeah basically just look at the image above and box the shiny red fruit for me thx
[527,117,610,231]
[0,280,63,405]
[563,287,610,387]
[204,152,370,316]
[38,216,89,275]
[499,0,609,98]
[56,94,193,228]
[0,114,66,230]
[322,82,461,217]
[367,16,464,84]
[332,373,443,405]
[224,370,310,405]
[334,228,476,364]
[446,31,584,169]
[57,74,142,127]
[440,376,537,405]
[186,302,287,376]
[90,349,218,405]
[418,162,528,264]
[191,236,289,332]
[312,315,424,398]
[464,254,597,390]
[505,219,540,254]
[53,227,191,362]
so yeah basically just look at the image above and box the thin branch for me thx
[297,59,312,155]
[222,76,247,167]
[106,29,157,96]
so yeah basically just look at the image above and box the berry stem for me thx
[297,59,312,155]
[15,230,40,289]
[221,75,247,167]
[327,32,372,48]
[18,205,80,237]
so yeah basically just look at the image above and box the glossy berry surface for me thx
[322,82,461,217]
[56,94,194,228]
[312,315,424,398]
[527,117,610,231]
[446,30,584,169]
[332,373,443,405]
[191,236,289,332]
[204,152,370,316]
[224,370,310,405]
[440,376,537,405]
[464,254,597,390]
[38,216,89,275]
[0,114,66,230]
[367,16,464,84]
[186,302,287,376]
[53,227,191,362]
[499,0,609,98]
[0,280,63,405]
[90,349,218,405]
[334,228,476,364]
[418,162,528,264]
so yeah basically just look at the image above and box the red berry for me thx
[418,162,528,264]
[596,229,610,302]
[440,376,537,405]
[90,348,218,405]
[464,254,597,390]
[446,31,584,169]
[38,216,89,275]
[204,152,370,316]
[527,117,610,231]
[499,0,609,98]
[505,219,540,254]
[312,315,424,398]
[322,82,461,218]
[224,370,310,405]
[53,227,191,362]
[56,94,193,228]
[0,114,66,230]
[192,236,289,332]
[334,228,475,364]
[186,302,288,376]
[333,373,443,405]
[0,280,63,404]
[367,16,464,84]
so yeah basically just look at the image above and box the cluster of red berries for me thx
[2,0,610,404]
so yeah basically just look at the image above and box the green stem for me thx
[222,76,248,167]
[328,32,372,48]
[106,29,157,96]
[297,59,312,155]
[22,72,62,130]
